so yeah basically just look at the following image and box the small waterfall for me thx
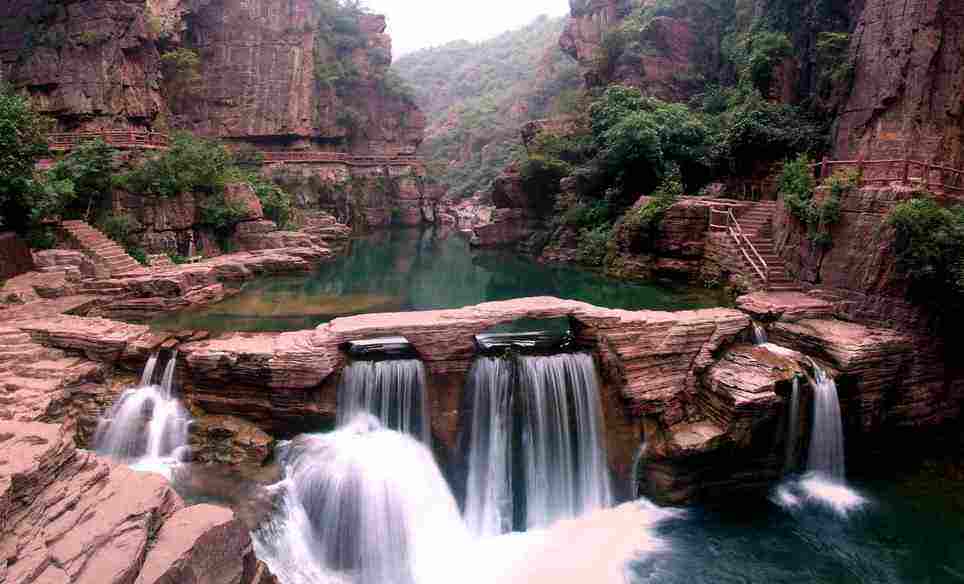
[782,377,801,473]
[806,362,845,478]
[462,356,514,537]
[337,358,430,444]
[751,322,768,345]
[460,351,612,535]
[254,415,469,584]
[140,351,160,386]
[94,351,190,471]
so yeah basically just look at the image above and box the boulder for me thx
[190,414,275,466]
[224,183,264,222]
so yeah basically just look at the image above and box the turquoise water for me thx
[152,228,729,333]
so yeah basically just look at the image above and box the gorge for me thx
[1,0,963,583]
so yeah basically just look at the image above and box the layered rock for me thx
[834,0,964,166]
[0,421,271,584]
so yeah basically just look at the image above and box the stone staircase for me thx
[735,201,799,292]
[60,220,145,277]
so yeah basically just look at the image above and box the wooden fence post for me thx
[856,154,865,179]
[821,156,830,180]
[902,158,910,184]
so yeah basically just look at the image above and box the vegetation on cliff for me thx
[393,15,582,198]
[0,88,51,233]
[889,197,964,312]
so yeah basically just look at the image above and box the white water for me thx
[751,322,768,345]
[94,351,190,477]
[461,352,612,535]
[337,359,430,444]
[774,362,866,517]
[519,352,612,530]
[462,356,515,537]
[783,377,801,473]
[254,415,470,584]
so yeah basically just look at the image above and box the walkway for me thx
[710,201,799,292]
[59,221,145,277]
[814,157,964,193]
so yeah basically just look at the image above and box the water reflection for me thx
[152,228,730,333]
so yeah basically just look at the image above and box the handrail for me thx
[46,131,422,167]
[812,157,964,193]
[710,207,769,287]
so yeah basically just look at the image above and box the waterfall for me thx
[460,351,612,535]
[806,362,845,479]
[94,351,190,472]
[461,356,514,537]
[337,358,430,444]
[519,352,612,530]
[783,377,801,473]
[140,351,160,386]
[751,322,768,345]
[253,415,469,584]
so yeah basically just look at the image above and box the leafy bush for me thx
[199,192,249,236]
[0,86,51,232]
[161,48,201,99]
[621,172,682,250]
[577,224,613,266]
[248,176,293,228]
[888,197,964,309]
[116,132,232,198]
[778,155,854,246]
[520,154,572,206]
[45,138,115,220]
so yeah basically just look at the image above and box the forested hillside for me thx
[393,15,581,199]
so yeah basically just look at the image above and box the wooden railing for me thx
[260,151,421,167]
[709,207,769,287]
[813,157,964,193]
[48,131,171,151]
[46,131,422,167]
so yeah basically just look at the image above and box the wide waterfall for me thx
[94,350,190,473]
[253,415,469,584]
[337,358,430,443]
[461,351,612,536]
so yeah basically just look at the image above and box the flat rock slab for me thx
[16,315,156,362]
[736,291,834,322]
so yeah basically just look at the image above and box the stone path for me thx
[60,220,146,277]
[737,201,800,292]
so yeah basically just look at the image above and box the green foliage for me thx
[248,176,293,228]
[577,224,613,266]
[778,155,853,246]
[27,226,56,250]
[95,212,146,263]
[45,138,115,220]
[161,48,201,99]
[728,30,793,95]
[76,31,104,46]
[622,172,682,249]
[520,154,572,205]
[116,132,232,198]
[815,32,854,97]
[168,253,188,265]
[589,85,709,199]
[0,86,50,232]
[198,192,248,236]
[888,197,964,310]
[393,14,582,198]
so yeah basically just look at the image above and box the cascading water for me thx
[751,322,768,345]
[253,415,470,584]
[337,358,430,443]
[460,351,612,535]
[461,356,514,537]
[806,362,845,478]
[94,350,190,475]
[519,352,612,529]
[774,361,865,516]
[782,377,801,473]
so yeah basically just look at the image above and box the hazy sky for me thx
[364,0,569,57]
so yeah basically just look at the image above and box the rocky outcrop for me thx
[0,421,273,584]
[834,0,964,166]
[189,415,275,466]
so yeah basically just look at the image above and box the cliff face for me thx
[175,1,424,154]
[833,0,964,166]
[0,0,164,131]
[0,0,423,156]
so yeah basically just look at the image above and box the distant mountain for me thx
[393,15,581,199]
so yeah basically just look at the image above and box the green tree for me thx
[0,87,50,232]
[116,132,233,198]
[45,138,115,220]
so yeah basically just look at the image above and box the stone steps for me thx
[729,202,800,292]
[59,220,146,277]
